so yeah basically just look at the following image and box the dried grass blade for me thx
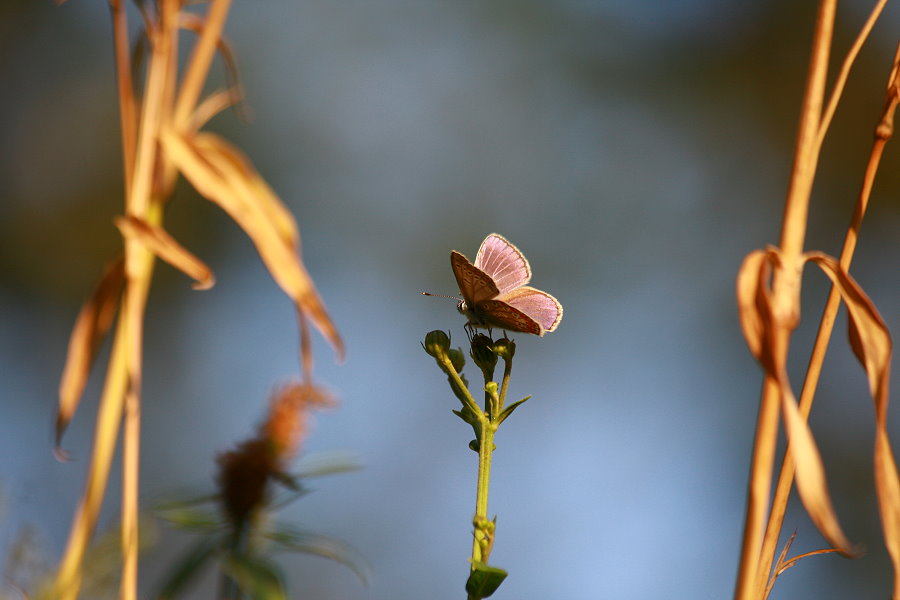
[875,430,900,599]
[114,215,215,290]
[172,0,233,129]
[161,129,344,359]
[56,257,126,457]
[778,374,854,554]
[771,545,841,590]
[188,88,239,134]
[194,133,299,247]
[815,0,889,147]
[736,248,778,370]
[804,253,891,402]
[765,531,797,599]
[738,247,853,555]
[806,251,898,593]
[178,12,248,125]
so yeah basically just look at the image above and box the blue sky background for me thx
[1,1,899,598]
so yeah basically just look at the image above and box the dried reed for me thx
[50,1,343,599]
[733,1,898,599]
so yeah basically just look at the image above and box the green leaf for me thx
[453,406,479,427]
[497,396,531,425]
[270,470,304,492]
[155,493,220,510]
[465,562,508,598]
[156,506,223,532]
[265,524,370,585]
[223,552,287,600]
[155,536,220,600]
[291,452,362,479]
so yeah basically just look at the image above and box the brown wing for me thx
[451,251,499,304]
[473,299,543,336]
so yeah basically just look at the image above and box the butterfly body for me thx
[451,234,562,336]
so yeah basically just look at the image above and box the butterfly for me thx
[451,233,562,336]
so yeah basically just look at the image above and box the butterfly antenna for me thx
[421,292,460,302]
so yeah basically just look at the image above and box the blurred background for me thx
[1,1,899,598]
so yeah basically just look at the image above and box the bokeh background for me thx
[2,1,899,598]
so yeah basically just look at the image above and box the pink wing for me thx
[474,233,531,294]
[498,286,563,333]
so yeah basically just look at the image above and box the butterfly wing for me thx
[474,233,531,294]
[474,299,543,335]
[497,286,563,333]
[451,251,499,304]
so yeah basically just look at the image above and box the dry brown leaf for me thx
[177,12,249,127]
[160,128,344,359]
[876,431,900,599]
[804,252,891,404]
[737,247,854,555]
[806,251,898,594]
[778,374,855,555]
[114,215,215,290]
[765,530,841,599]
[56,257,125,458]
[736,248,779,372]
[194,134,300,247]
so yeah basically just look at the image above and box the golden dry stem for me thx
[733,2,899,599]
[51,1,344,599]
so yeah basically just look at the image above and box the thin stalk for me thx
[772,0,834,311]
[470,355,509,572]
[119,232,158,600]
[116,0,176,594]
[815,0,889,150]
[173,0,233,129]
[471,420,497,567]
[120,386,140,600]
[755,45,898,597]
[220,524,249,600]
[109,0,137,190]
[735,376,783,600]
[735,3,837,599]
[498,355,512,414]
[52,318,130,600]
[111,7,137,597]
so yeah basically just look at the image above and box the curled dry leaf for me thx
[114,215,215,290]
[779,378,855,555]
[736,248,778,372]
[160,128,344,360]
[737,247,855,555]
[803,253,892,404]
[56,257,126,458]
[805,251,899,593]
[177,13,249,127]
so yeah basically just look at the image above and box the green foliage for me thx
[466,562,508,599]
[154,453,367,600]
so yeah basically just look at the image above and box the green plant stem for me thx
[443,356,482,418]
[498,357,512,414]
[471,358,509,571]
[221,524,248,600]
[471,418,496,566]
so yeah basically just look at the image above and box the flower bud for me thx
[448,348,466,373]
[423,330,451,359]
[492,337,516,361]
[470,334,498,377]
